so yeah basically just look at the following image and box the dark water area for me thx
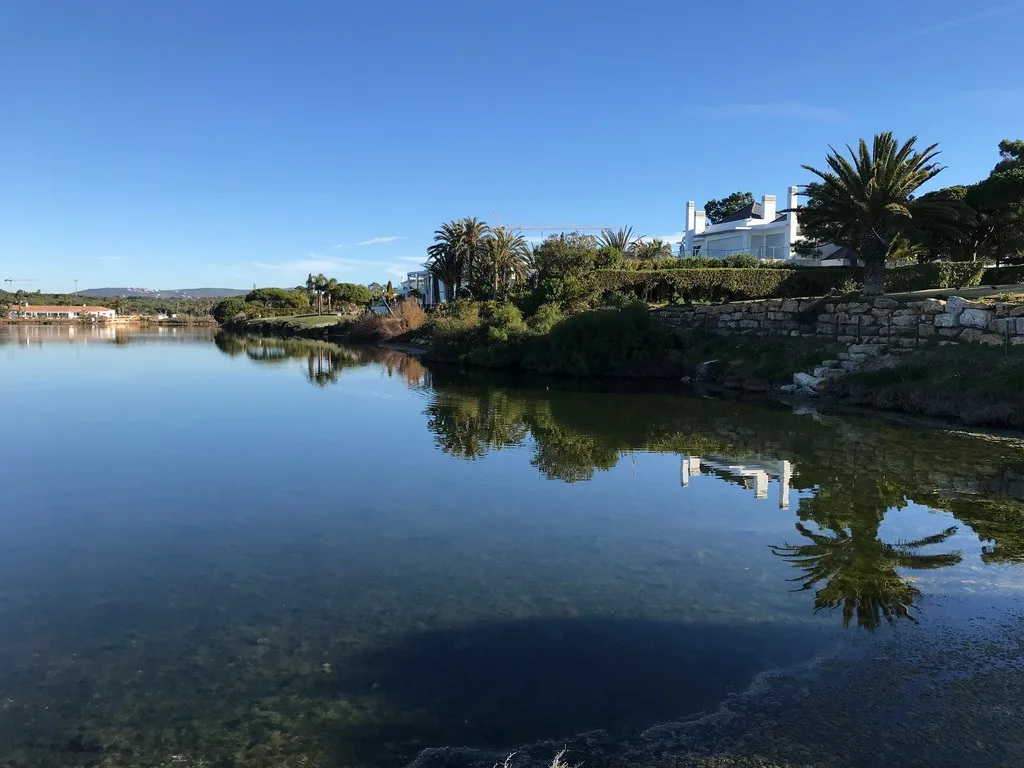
[3,326,1024,768]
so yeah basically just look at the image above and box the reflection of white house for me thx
[683,188,800,261]
[680,454,793,509]
[399,270,449,306]
[7,304,116,320]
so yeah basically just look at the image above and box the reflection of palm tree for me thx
[305,347,340,387]
[771,522,962,630]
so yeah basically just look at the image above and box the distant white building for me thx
[683,187,801,261]
[399,270,449,306]
[7,304,116,320]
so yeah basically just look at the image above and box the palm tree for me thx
[427,220,467,300]
[632,238,672,260]
[305,273,318,310]
[771,521,962,630]
[800,132,948,295]
[482,227,531,297]
[456,217,490,294]
[324,277,338,313]
[598,226,637,255]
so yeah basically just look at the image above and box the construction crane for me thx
[491,211,615,238]
[4,278,39,288]
[505,225,614,232]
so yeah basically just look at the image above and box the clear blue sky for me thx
[2,0,1021,292]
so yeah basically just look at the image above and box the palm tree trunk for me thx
[861,235,887,296]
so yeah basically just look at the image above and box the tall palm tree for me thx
[800,132,948,295]
[456,217,490,294]
[771,521,962,630]
[482,227,531,297]
[305,273,318,310]
[427,220,467,299]
[598,226,637,254]
[324,277,338,313]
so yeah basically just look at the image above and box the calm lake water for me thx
[3,325,1024,768]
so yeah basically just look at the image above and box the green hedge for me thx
[981,266,1024,285]
[595,262,990,304]
[884,262,985,292]
[593,268,858,303]
[621,255,787,271]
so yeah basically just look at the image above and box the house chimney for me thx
[762,194,776,221]
[694,210,706,234]
[786,185,800,256]
[686,201,695,231]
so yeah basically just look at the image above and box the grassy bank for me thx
[422,301,840,389]
[223,313,353,338]
[833,344,1024,429]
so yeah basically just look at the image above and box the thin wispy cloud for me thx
[253,251,425,279]
[890,4,1017,42]
[690,102,844,123]
[332,243,346,250]
[254,257,345,273]
[356,236,401,246]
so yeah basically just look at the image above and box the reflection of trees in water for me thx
[424,390,618,480]
[770,474,963,629]
[420,377,1024,627]
[212,333,428,389]
[772,520,961,630]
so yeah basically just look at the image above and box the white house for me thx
[683,187,801,261]
[682,186,852,265]
[399,270,449,306]
[7,304,117,320]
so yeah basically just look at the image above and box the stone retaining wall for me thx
[653,294,1024,349]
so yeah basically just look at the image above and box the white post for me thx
[786,186,800,259]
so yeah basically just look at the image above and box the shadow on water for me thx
[326,616,825,762]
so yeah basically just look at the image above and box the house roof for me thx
[719,202,762,223]
[716,202,789,224]
[11,305,114,313]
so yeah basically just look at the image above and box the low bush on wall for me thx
[884,262,985,292]
[593,262,990,304]
[592,268,858,303]
[981,265,1024,285]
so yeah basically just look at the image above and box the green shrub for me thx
[595,245,624,269]
[528,302,564,333]
[523,305,685,377]
[212,297,249,324]
[594,262,988,305]
[884,262,985,292]
[593,267,858,303]
[622,254,785,271]
[982,265,1024,285]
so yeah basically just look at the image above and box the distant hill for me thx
[78,287,249,299]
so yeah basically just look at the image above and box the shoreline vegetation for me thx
[213,131,1024,429]
[218,276,1024,431]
